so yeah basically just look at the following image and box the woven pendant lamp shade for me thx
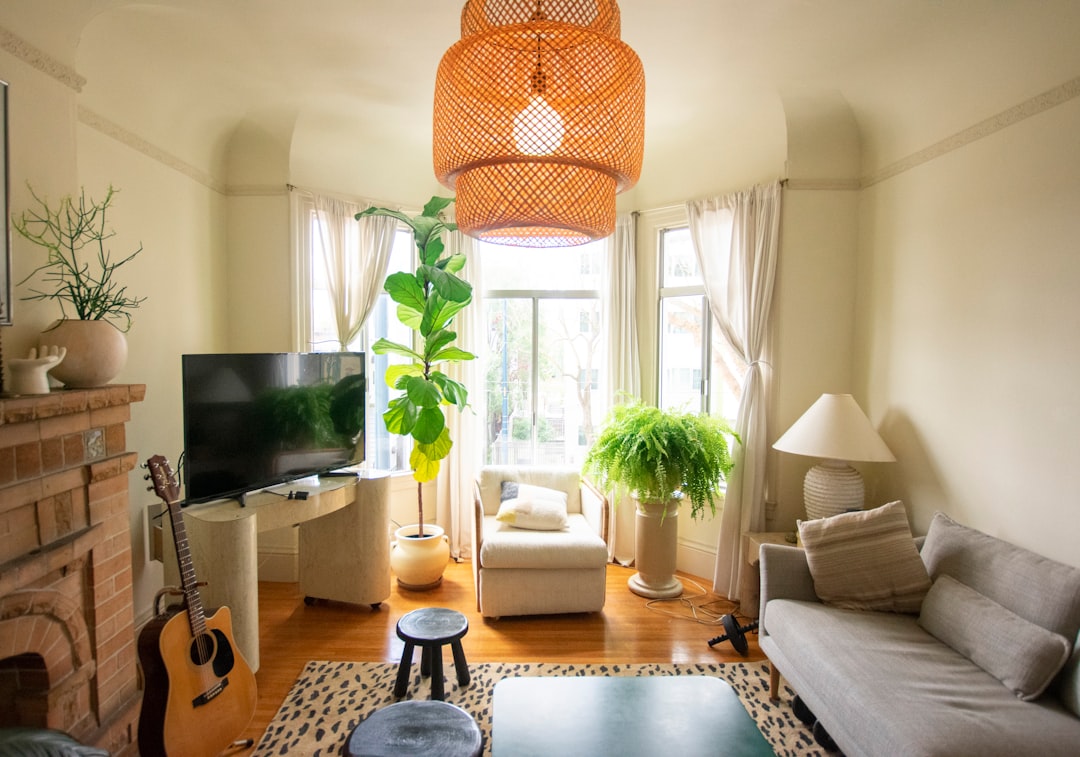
[434,0,645,247]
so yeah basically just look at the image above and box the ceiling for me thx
[4,1,1079,207]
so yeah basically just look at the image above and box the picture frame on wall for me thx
[0,79,9,326]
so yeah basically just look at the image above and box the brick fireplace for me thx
[0,385,145,755]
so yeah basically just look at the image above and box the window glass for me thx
[658,227,746,421]
[482,240,605,466]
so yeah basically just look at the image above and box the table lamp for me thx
[773,393,895,520]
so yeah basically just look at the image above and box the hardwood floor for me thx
[235,559,764,751]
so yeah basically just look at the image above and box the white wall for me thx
[1,34,230,621]
[855,94,1080,568]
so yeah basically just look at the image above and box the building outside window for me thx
[482,240,606,466]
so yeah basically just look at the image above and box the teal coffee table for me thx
[492,675,774,756]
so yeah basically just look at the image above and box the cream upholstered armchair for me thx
[472,465,611,618]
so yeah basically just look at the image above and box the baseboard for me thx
[676,537,716,584]
[258,547,299,582]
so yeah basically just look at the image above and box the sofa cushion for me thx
[798,501,931,613]
[762,599,1080,757]
[918,574,1071,700]
[496,482,568,531]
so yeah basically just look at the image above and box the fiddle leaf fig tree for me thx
[356,196,474,536]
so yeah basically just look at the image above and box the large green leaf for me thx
[396,303,422,330]
[431,372,469,408]
[423,235,445,264]
[442,253,467,274]
[370,337,423,362]
[383,395,417,435]
[405,376,442,408]
[422,296,470,334]
[356,206,413,226]
[422,266,472,303]
[409,443,441,483]
[430,346,476,364]
[384,363,422,388]
[422,196,455,217]
[412,406,446,444]
[384,271,425,312]
[423,329,456,361]
[410,426,453,483]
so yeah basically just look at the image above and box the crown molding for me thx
[78,105,226,193]
[784,178,861,191]
[0,24,86,91]
[862,76,1080,188]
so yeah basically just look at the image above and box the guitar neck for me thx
[166,500,208,637]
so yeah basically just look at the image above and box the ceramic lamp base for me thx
[803,460,865,520]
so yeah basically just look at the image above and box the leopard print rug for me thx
[253,660,824,756]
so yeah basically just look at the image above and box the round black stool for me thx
[343,700,482,757]
[394,607,470,700]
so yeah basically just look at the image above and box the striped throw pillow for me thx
[799,500,931,613]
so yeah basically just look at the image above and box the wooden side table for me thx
[740,531,796,618]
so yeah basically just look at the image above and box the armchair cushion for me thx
[480,514,607,569]
[496,482,568,531]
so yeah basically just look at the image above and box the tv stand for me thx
[161,470,390,672]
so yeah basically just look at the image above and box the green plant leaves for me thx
[370,337,422,362]
[410,427,453,483]
[583,399,741,521]
[422,265,472,304]
[431,372,468,408]
[362,195,473,495]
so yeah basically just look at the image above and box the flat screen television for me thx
[181,352,365,505]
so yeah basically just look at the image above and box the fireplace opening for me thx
[0,653,50,729]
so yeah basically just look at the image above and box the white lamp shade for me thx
[773,393,895,463]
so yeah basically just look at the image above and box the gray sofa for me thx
[759,511,1080,756]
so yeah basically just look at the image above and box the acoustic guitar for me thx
[138,455,257,757]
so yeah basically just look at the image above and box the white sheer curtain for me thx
[687,181,782,605]
[602,212,640,565]
[436,230,484,560]
[311,193,397,349]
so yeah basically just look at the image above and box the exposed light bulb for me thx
[513,95,564,155]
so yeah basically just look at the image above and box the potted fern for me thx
[13,184,145,387]
[355,196,474,589]
[584,399,738,598]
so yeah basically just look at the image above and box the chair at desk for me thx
[472,465,611,618]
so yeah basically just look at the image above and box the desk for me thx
[162,471,390,671]
[492,676,774,756]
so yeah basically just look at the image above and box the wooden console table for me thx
[162,471,390,671]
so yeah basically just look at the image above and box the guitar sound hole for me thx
[189,632,217,666]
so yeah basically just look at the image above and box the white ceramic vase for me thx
[39,319,127,388]
[390,524,450,590]
[628,497,684,599]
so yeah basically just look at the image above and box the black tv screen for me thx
[181,352,365,504]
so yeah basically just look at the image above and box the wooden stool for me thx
[393,607,470,700]
[343,700,482,757]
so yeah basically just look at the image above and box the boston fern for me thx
[356,197,474,535]
[584,399,740,521]
[13,185,145,331]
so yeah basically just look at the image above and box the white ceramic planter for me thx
[390,524,450,590]
[38,319,127,388]
[628,497,684,599]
